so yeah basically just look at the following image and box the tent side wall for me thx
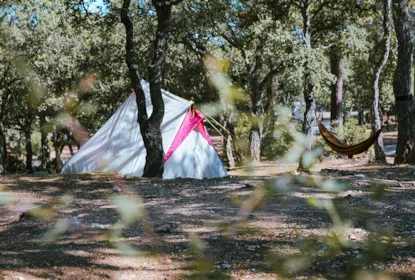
[62,80,228,179]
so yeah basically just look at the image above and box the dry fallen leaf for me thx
[163,257,173,264]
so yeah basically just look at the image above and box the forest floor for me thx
[1,156,415,280]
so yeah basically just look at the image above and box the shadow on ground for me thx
[0,167,414,279]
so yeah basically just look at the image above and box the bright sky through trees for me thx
[87,0,105,13]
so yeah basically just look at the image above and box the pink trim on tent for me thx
[164,106,213,162]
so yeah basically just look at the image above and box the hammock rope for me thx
[197,106,248,161]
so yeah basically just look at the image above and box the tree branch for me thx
[121,0,148,125]
[259,65,282,92]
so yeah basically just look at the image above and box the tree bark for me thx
[249,43,266,161]
[53,126,63,172]
[122,0,182,177]
[302,80,316,150]
[121,0,148,125]
[249,83,264,161]
[249,125,262,161]
[301,2,316,152]
[143,0,174,177]
[0,124,5,175]
[24,125,33,173]
[250,84,264,161]
[225,136,235,168]
[330,52,343,128]
[66,129,74,155]
[358,109,365,125]
[40,115,50,169]
[298,1,316,171]
[372,0,392,162]
[392,0,415,164]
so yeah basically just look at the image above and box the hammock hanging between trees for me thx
[317,121,382,159]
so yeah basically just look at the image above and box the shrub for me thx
[261,110,298,160]
[261,124,296,160]
[331,118,369,145]
[233,112,298,161]
[6,154,25,173]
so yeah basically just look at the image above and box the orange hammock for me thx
[317,121,382,158]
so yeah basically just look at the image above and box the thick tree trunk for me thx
[24,126,33,173]
[121,0,179,177]
[301,3,316,153]
[299,2,316,171]
[372,0,392,162]
[121,0,148,125]
[392,0,415,164]
[0,124,5,175]
[249,83,265,161]
[330,52,343,128]
[40,115,50,169]
[143,0,174,177]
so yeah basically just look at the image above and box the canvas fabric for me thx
[61,80,227,179]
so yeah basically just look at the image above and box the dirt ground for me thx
[1,155,415,280]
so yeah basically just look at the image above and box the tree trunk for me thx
[249,50,266,161]
[372,0,392,162]
[66,129,74,155]
[392,0,415,164]
[0,89,3,174]
[298,2,316,171]
[359,110,366,125]
[121,0,148,125]
[142,0,175,177]
[220,113,236,169]
[40,115,50,169]
[24,125,33,173]
[225,136,235,168]
[250,125,262,161]
[249,83,265,161]
[330,52,343,128]
[121,0,180,178]
[301,3,316,153]
[302,81,316,151]
[53,126,63,172]
[0,124,5,175]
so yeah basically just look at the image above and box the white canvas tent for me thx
[61,81,227,179]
